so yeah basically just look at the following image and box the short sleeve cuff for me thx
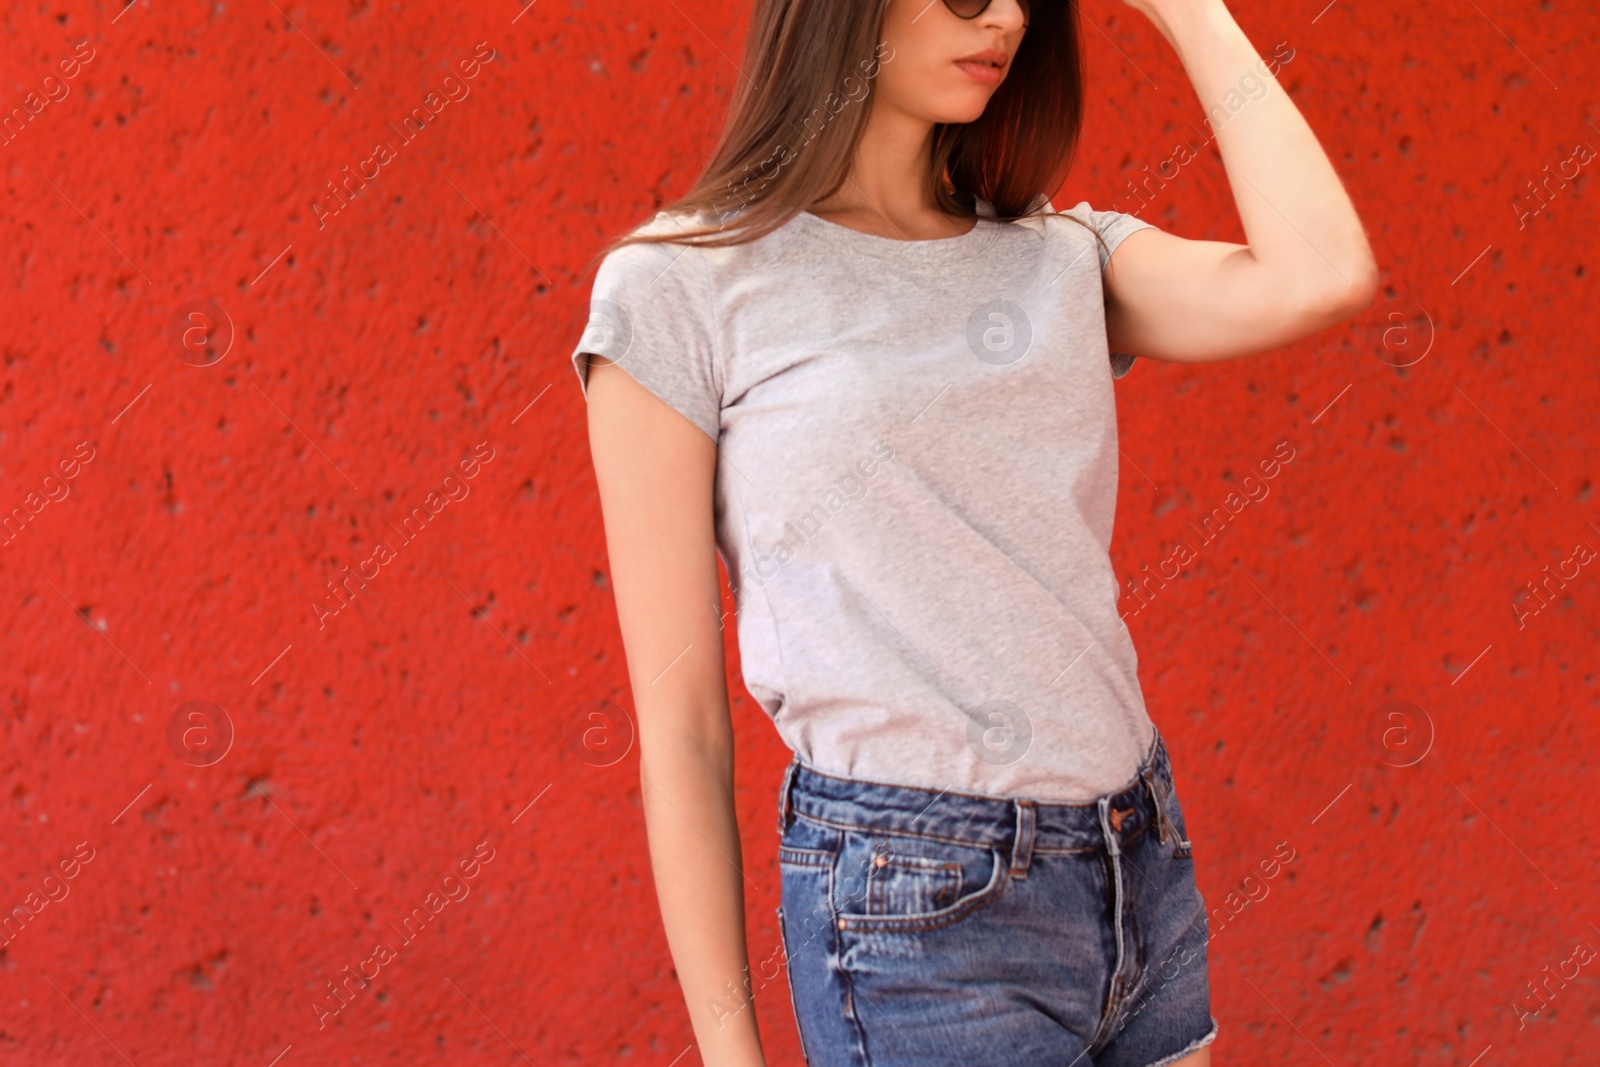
[1063,200,1157,273]
[570,227,723,442]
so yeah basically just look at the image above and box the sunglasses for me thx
[940,0,1031,18]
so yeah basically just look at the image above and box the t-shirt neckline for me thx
[788,202,1004,266]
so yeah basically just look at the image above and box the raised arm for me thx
[583,353,767,1067]
[1102,0,1380,364]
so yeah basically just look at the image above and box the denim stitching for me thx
[820,839,873,1067]
[775,904,816,1067]
[1029,844,1105,855]
[1086,794,1130,1054]
[1009,800,1036,879]
[789,758,1121,809]
[780,845,835,869]
[791,794,1158,855]
[834,848,1010,935]
[1162,779,1193,859]
[1144,767,1169,844]
[777,755,802,837]
[792,810,1005,850]
[868,846,962,916]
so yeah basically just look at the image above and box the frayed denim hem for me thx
[1138,1015,1219,1067]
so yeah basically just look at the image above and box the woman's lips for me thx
[954,59,1002,85]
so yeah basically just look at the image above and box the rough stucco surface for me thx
[0,0,1596,1063]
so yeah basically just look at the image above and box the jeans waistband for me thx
[777,729,1175,855]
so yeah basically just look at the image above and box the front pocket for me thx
[831,830,1007,934]
[868,850,963,916]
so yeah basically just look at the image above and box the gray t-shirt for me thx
[571,197,1159,802]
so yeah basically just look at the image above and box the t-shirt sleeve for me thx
[570,223,722,441]
[1058,200,1159,380]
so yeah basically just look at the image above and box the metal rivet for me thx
[837,917,848,929]
[873,853,888,867]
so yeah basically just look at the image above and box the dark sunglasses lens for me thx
[942,0,1030,19]
[942,0,991,17]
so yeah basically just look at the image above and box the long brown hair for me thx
[587,0,1100,268]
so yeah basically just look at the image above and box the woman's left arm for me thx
[1102,0,1380,364]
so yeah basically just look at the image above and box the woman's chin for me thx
[924,91,1000,126]
[921,101,992,127]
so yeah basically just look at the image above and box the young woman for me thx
[571,0,1375,1063]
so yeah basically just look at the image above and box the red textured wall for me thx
[2,0,1596,1063]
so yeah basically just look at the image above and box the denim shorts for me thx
[774,728,1218,1067]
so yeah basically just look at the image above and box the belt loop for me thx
[1143,765,1168,844]
[1009,799,1037,879]
[777,756,801,837]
